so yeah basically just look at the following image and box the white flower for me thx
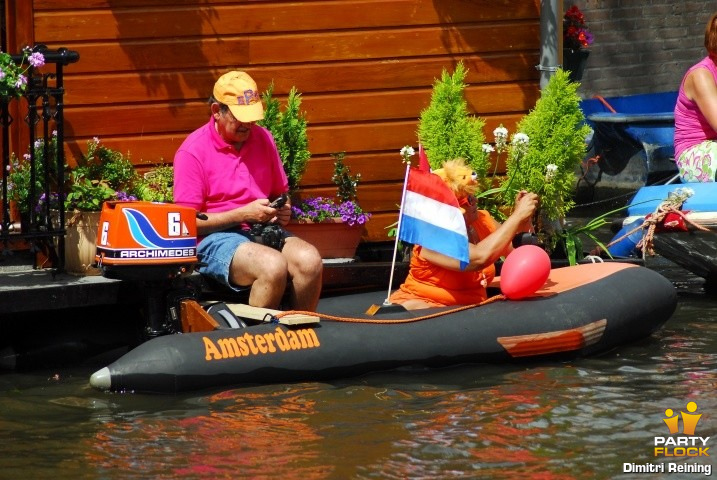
[668,187,695,205]
[482,143,495,153]
[493,126,508,140]
[400,145,415,164]
[93,137,101,144]
[400,145,415,157]
[493,125,509,152]
[545,163,558,181]
[509,132,530,157]
[512,133,529,145]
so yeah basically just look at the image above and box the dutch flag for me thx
[398,167,470,270]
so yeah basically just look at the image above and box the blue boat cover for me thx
[627,183,717,215]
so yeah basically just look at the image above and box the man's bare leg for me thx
[229,243,288,308]
[283,237,323,311]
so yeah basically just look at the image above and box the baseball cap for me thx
[213,71,264,122]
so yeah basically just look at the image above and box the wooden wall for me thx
[10,0,541,242]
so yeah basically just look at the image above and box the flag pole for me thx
[383,162,412,305]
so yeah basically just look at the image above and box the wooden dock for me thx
[0,252,409,316]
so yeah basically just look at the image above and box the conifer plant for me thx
[417,62,490,187]
[259,84,311,193]
[501,69,590,223]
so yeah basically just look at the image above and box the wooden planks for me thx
[11,0,542,242]
[35,0,539,31]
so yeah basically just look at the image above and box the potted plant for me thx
[563,4,594,82]
[258,83,370,258]
[417,61,491,189]
[8,135,141,273]
[7,132,60,226]
[258,83,310,194]
[288,152,371,259]
[500,69,591,254]
[135,164,174,203]
[0,46,45,98]
[57,138,139,274]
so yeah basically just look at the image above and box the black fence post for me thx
[1,45,79,272]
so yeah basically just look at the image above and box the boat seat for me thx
[186,272,251,304]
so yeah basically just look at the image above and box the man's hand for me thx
[241,199,282,224]
[274,202,291,227]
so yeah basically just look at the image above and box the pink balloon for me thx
[500,245,551,300]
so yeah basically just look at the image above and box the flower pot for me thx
[64,210,101,275]
[563,48,590,82]
[286,218,364,259]
[1,200,21,225]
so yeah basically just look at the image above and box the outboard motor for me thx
[95,201,200,339]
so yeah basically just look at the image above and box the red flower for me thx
[564,5,594,50]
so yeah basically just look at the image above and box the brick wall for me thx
[568,1,714,98]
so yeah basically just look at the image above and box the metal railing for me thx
[1,45,79,271]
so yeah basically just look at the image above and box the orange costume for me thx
[390,210,507,307]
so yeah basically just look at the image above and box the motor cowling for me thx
[95,201,198,282]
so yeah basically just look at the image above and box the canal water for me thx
[0,263,714,479]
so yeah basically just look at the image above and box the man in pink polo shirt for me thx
[174,71,322,310]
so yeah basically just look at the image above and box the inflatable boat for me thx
[89,261,676,394]
[85,201,676,394]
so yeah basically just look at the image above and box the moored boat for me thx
[608,182,717,289]
[89,262,676,394]
[577,91,678,197]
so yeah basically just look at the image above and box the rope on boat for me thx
[637,205,710,257]
[274,294,507,324]
[593,95,618,113]
[605,196,711,258]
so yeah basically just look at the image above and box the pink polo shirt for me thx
[173,117,288,215]
[674,56,717,159]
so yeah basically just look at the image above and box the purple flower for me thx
[114,191,137,202]
[28,52,45,68]
[34,192,62,213]
[292,196,371,227]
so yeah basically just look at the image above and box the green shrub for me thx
[8,133,60,215]
[417,62,489,186]
[258,83,310,193]
[136,164,174,203]
[331,152,360,203]
[64,138,140,211]
[500,69,590,223]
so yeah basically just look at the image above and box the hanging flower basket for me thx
[563,48,590,83]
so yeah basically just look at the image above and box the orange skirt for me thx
[388,288,450,308]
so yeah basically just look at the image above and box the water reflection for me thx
[0,271,714,479]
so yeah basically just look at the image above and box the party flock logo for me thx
[623,402,711,476]
[655,401,709,457]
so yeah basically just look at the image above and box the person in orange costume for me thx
[389,159,538,310]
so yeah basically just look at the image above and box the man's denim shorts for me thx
[197,230,254,292]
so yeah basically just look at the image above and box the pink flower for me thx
[28,52,45,68]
